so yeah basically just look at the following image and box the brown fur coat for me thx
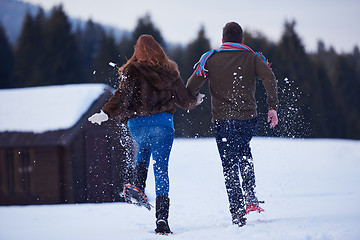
[102,62,196,122]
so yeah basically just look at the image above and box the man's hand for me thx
[88,110,109,125]
[267,109,278,128]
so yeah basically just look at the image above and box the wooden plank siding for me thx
[0,88,135,205]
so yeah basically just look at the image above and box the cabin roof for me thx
[0,84,115,147]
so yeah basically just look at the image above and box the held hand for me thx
[88,110,109,125]
[267,109,278,128]
[196,93,205,105]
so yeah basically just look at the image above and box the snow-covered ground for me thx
[1,137,360,240]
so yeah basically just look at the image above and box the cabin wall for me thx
[0,122,135,205]
[0,147,62,205]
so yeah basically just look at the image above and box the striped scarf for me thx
[194,42,271,77]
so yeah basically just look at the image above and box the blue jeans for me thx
[128,125,174,197]
[214,118,258,213]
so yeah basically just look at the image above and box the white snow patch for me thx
[0,84,108,133]
[0,137,359,239]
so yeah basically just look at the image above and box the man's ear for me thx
[241,38,244,44]
[222,38,225,43]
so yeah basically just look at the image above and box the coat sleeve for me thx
[185,71,207,97]
[254,56,279,111]
[101,75,134,119]
[172,76,197,110]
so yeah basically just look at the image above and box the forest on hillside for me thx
[1,6,359,139]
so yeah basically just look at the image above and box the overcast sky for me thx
[21,0,360,53]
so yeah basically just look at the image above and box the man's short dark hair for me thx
[223,22,243,43]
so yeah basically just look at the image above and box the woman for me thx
[88,34,203,235]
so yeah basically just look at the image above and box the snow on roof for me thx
[0,84,110,133]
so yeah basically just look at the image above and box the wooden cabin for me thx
[0,84,135,205]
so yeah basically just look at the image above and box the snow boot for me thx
[155,196,172,235]
[231,208,247,227]
[133,161,148,192]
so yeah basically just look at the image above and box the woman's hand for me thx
[88,110,109,125]
[196,93,205,105]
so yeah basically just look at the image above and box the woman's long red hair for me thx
[119,34,179,75]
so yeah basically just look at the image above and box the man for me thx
[186,22,279,227]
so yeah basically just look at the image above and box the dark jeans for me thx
[129,125,174,197]
[214,118,258,214]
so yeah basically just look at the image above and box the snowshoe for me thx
[245,203,264,214]
[121,184,152,211]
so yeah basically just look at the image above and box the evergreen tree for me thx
[42,5,80,85]
[274,20,315,138]
[76,19,105,83]
[243,31,275,58]
[117,13,164,68]
[117,34,133,66]
[316,40,337,74]
[131,13,165,49]
[352,46,360,91]
[310,56,339,138]
[308,41,344,138]
[13,9,46,87]
[93,32,120,88]
[0,22,14,89]
[175,26,211,137]
[182,26,211,79]
[167,44,185,74]
[331,53,360,139]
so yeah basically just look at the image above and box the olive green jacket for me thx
[186,51,278,121]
